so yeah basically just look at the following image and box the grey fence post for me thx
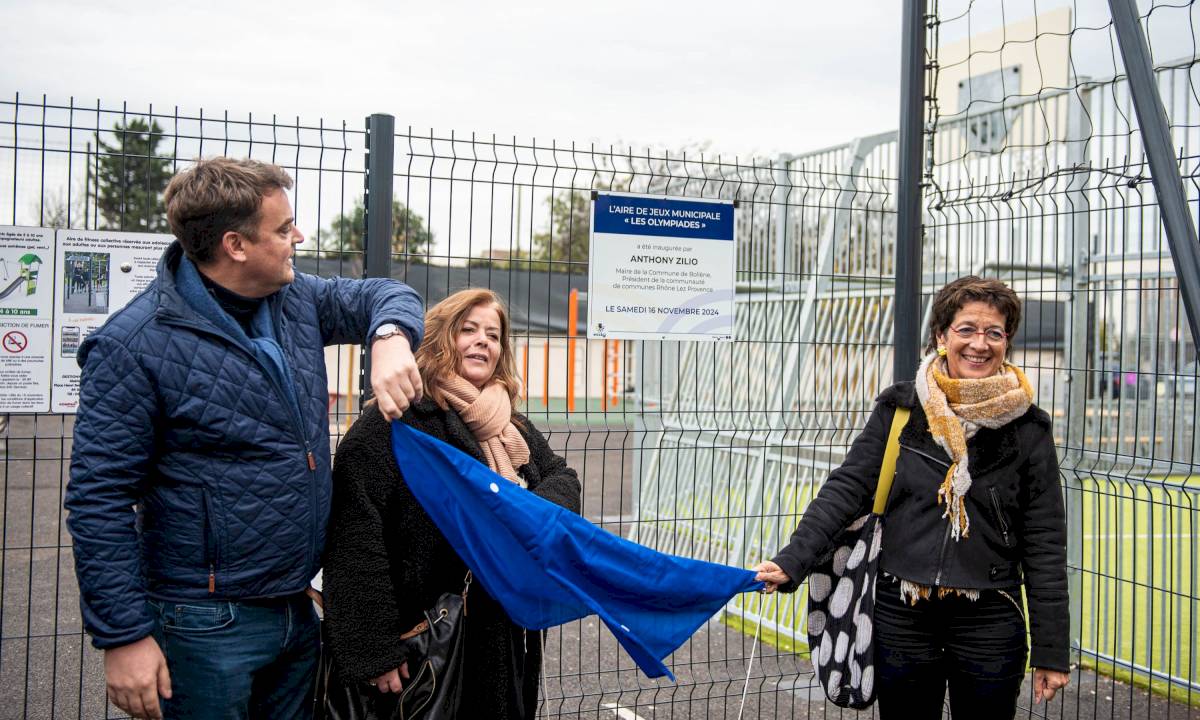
[361,113,395,406]
[1108,0,1200,346]
[1062,87,1092,660]
[895,0,928,382]
[773,154,793,282]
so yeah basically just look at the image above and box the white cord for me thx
[736,595,765,720]
[539,629,550,719]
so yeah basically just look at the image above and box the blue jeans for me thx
[874,574,1028,720]
[149,592,320,720]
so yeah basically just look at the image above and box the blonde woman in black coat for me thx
[323,289,581,720]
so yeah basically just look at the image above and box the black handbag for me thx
[316,574,471,720]
[806,408,908,709]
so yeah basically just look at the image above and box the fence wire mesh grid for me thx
[1,1,1199,718]
[924,0,1200,714]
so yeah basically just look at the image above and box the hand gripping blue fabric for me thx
[390,422,764,680]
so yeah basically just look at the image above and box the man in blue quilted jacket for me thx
[66,157,426,720]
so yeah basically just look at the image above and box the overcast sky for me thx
[3,0,1195,159]
[1,0,907,159]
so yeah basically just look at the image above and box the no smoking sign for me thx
[3,330,28,353]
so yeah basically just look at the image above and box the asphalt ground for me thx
[0,416,1196,718]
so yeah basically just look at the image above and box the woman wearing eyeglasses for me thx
[753,276,1070,719]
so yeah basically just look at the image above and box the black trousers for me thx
[874,574,1028,720]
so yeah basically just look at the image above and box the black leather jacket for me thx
[771,381,1069,671]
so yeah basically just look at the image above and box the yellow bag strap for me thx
[872,407,910,515]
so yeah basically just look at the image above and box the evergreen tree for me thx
[91,119,172,232]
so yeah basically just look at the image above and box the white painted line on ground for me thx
[601,702,649,720]
[595,514,638,524]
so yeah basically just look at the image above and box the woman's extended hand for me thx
[370,662,410,693]
[1033,668,1069,703]
[752,561,791,594]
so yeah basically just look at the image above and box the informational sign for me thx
[0,226,56,412]
[50,229,172,413]
[587,192,736,342]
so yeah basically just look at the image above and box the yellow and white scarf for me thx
[914,352,1034,542]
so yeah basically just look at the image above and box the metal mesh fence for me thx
[0,96,367,719]
[630,2,1200,718]
[0,95,850,718]
[384,131,850,717]
[2,2,1200,715]
[923,0,1200,712]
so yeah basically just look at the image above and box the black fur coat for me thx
[323,399,581,719]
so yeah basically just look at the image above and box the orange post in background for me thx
[566,288,578,412]
[600,340,609,409]
[542,340,549,407]
[609,340,621,408]
[521,343,529,404]
[344,346,357,431]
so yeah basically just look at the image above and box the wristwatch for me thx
[372,323,406,344]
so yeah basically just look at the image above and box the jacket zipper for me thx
[988,487,1013,547]
[161,314,317,585]
[899,442,950,469]
[202,488,219,593]
[161,316,312,467]
[278,317,321,578]
[902,443,955,585]
[933,521,953,586]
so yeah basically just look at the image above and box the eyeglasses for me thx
[950,325,1008,343]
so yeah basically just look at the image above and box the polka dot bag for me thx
[806,407,908,709]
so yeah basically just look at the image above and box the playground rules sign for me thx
[0,227,55,412]
[50,229,172,413]
[588,192,736,342]
[0,226,171,413]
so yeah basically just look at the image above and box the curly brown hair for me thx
[415,289,522,410]
[924,276,1022,354]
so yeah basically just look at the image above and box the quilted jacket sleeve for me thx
[297,273,424,349]
[517,416,581,514]
[65,335,160,649]
[770,401,892,592]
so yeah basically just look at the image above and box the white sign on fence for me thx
[0,227,57,412]
[587,192,736,342]
[50,229,172,413]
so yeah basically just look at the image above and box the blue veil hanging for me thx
[390,422,763,680]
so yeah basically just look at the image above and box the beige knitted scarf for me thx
[914,352,1034,542]
[442,375,531,487]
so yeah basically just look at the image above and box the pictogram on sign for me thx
[2,330,28,353]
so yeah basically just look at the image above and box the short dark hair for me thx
[925,276,1022,354]
[164,157,293,264]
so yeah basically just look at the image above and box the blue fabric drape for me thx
[390,422,763,680]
